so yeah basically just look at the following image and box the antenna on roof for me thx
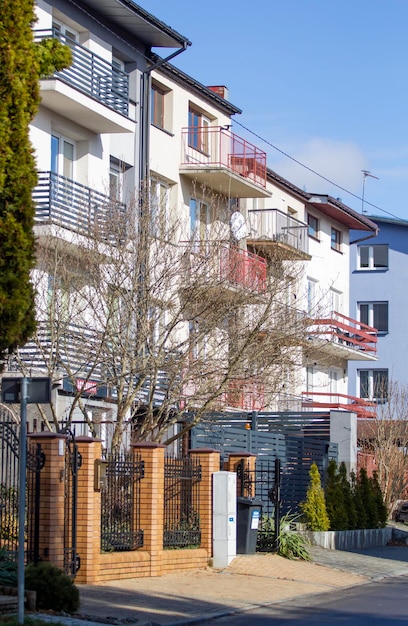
[361,170,379,215]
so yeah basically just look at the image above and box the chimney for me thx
[207,85,229,100]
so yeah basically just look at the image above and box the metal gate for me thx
[0,408,44,562]
[63,429,82,576]
[237,457,280,552]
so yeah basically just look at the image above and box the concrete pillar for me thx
[330,410,357,475]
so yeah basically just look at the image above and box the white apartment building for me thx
[4,0,379,451]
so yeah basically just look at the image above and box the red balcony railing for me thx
[227,379,265,411]
[302,392,376,418]
[308,311,377,355]
[181,126,267,189]
[183,243,267,294]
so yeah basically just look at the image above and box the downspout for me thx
[139,43,189,186]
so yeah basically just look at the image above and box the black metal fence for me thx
[164,456,201,548]
[101,451,144,552]
[0,414,44,564]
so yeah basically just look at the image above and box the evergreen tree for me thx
[325,459,349,530]
[339,461,357,530]
[0,1,70,366]
[358,467,379,528]
[301,462,330,531]
[350,470,367,530]
[371,471,388,528]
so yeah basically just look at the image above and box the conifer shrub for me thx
[301,463,330,531]
[325,459,348,530]
[25,562,79,613]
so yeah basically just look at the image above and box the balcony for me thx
[247,209,310,260]
[307,311,378,361]
[227,379,265,411]
[180,126,270,198]
[182,243,267,296]
[17,320,105,381]
[34,30,134,134]
[33,171,126,246]
[301,392,376,418]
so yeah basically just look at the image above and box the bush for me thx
[0,547,17,587]
[301,463,330,531]
[277,514,311,561]
[25,562,79,613]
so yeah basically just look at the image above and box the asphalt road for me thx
[208,575,408,625]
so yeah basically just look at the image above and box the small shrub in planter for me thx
[277,514,311,561]
[25,562,80,613]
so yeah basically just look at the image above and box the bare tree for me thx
[358,380,408,514]
[12,188,310,450]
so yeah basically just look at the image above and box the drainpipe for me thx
[139,44,189,186]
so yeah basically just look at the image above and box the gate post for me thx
[227,453,256,498]
[189,449,220,556]
[28,433,66,569]
[75,437,102,584]
[131,442,165,577]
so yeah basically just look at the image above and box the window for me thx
[52,20,78,43]
[188,107,210,153]
[150,178,170,238]
[330,288,342,314]
[190,198,210,250]
[151,83,166,129]
[358,301,388,332]
[331,227,341,252]
[51,134,75,178]
[307,278,318,314]
[358,244,388,270]
[307,214,319,239]
[359,369,388,402]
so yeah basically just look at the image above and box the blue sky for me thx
[146,0,408,220]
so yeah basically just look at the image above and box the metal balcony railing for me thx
[247,209,309,256]
[17,320,105,379]
[181,126,267,189]
[33,171,126,241]
[301,392,376,418]
[183,242,267,294]
[308,311,377,355]
[227,379,265,411]
[35,29,129,116]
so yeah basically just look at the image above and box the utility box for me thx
[236,497,262,554]
[213,471,236,568]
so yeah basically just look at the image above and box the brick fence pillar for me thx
[227,452,257,498]
[75,437,102,584]
[189,448,220,557]
[131,442,165,577]
[28,432,66,569]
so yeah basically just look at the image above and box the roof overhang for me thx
[308,194,379,233]
[73,0,191,48]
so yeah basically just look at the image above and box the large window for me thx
[151,83,166,129]
[307,214,319,239]
[188,107,209,153]
[359,369,388,402]
[51,134,75,178]
[358,244,388,270]
[190,198,210,250]
[358,301,388,332]
[307,278,318,314]
[150,178,170,238]
[331,227,341,252]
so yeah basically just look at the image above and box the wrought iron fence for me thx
[164,456,201,548]
[101,451,144,552]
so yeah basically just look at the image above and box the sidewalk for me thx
[34,544,408,626]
